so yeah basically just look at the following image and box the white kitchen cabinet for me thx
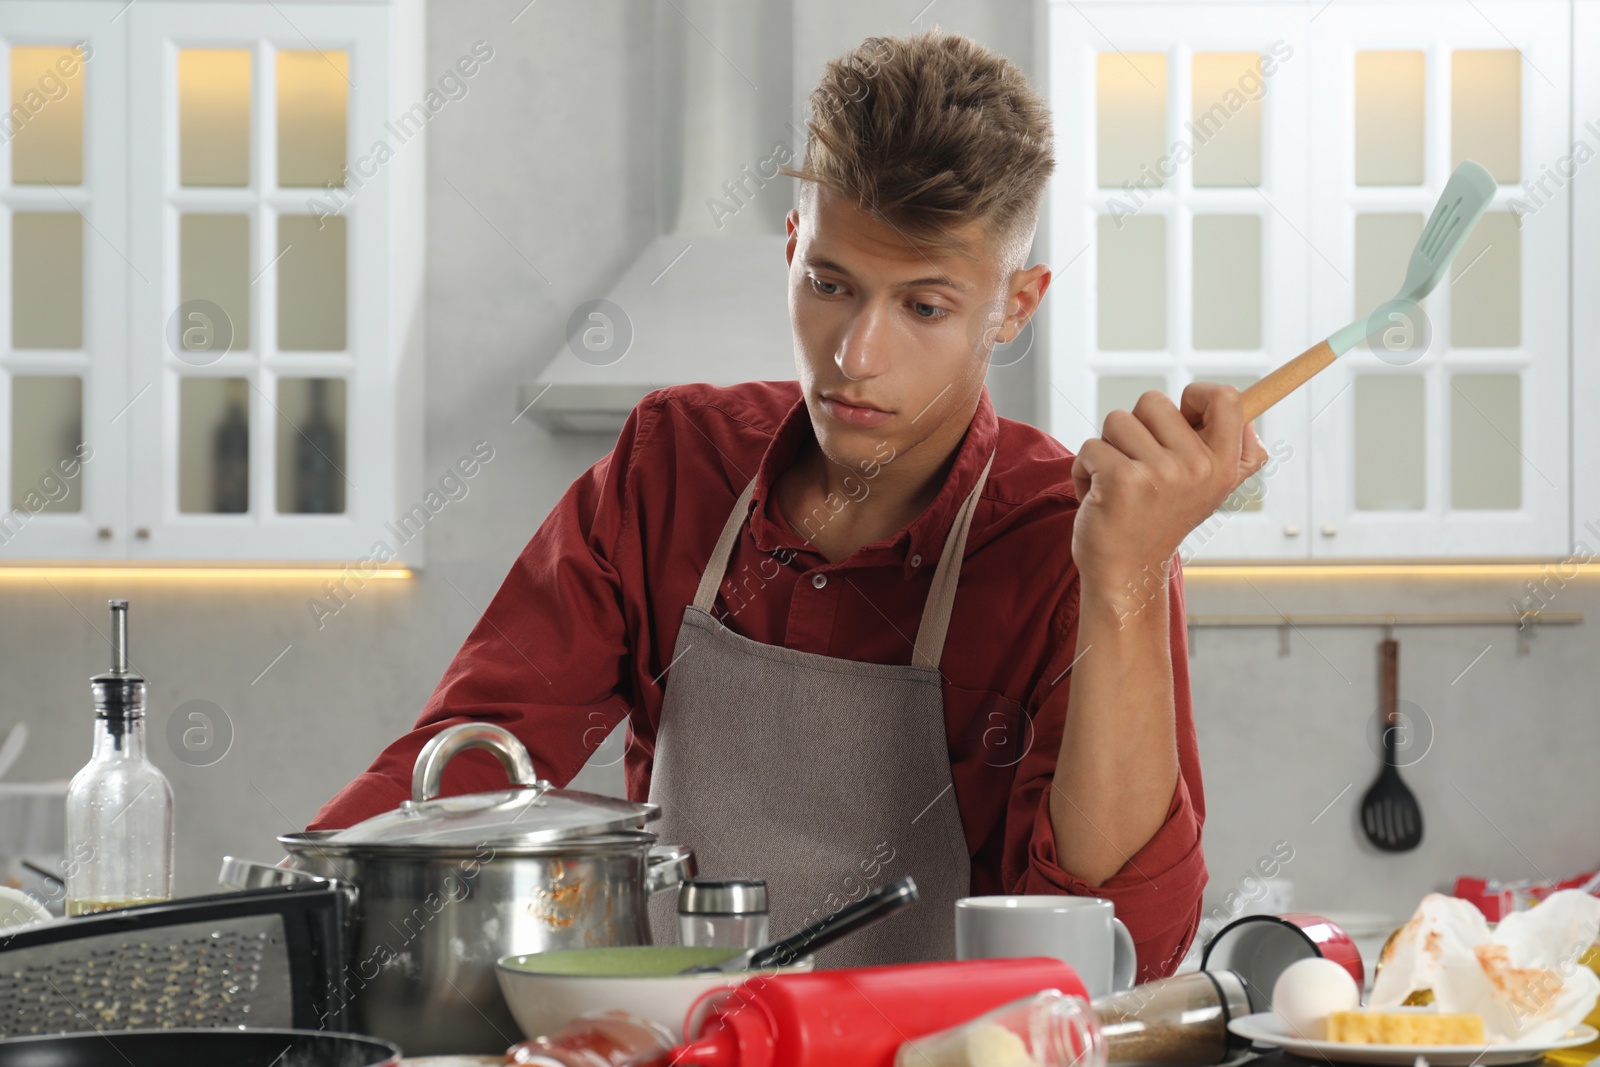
[0,0,424,563]
[1047,0,1576,561]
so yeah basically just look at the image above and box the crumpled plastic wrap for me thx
[1370,889,1600,1045]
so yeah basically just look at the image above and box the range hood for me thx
[528,0,799,433]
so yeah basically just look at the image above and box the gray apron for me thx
[646,452,995,968]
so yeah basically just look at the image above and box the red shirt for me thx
[310,380,1208,982]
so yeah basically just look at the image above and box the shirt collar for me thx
[747,385,1000,579]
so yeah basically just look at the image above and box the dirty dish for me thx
[497,944,814,1042]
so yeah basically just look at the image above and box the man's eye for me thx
[810,277,842,296]
[911,302,947,320]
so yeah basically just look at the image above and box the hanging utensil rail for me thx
[1185,610,1582,654]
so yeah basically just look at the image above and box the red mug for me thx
[1199,911,1364,1009]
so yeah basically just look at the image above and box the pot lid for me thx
[325,722,659,847]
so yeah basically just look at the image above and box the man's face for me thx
[784,185,1035,474]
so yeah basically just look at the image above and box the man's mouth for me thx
[819,392,894,428]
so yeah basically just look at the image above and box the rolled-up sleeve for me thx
[306,396,659,832]
[1001,557,1208,984]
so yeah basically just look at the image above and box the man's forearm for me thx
[1047,568,1180,886]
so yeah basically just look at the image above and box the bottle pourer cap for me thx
[91,598,146,720]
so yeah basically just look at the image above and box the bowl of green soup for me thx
[496,944,815,1042]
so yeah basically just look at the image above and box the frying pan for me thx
[0,1028,401,1067]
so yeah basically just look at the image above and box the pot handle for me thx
[644,844,697,895]
[219,855,329,891]
[413,722,542,802]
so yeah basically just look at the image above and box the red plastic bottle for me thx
[668,957,1089,1067]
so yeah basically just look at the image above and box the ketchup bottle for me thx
[668,957,1090,1067]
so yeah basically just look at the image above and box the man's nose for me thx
[836,304,891,382]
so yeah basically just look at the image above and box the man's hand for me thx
[1070,382,1268,588]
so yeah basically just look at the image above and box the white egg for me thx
[1271,956,1361,1040]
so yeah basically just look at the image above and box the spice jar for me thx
[506,1009,676,1067]
[1092,969,1253,1065]
[678,878,769,949]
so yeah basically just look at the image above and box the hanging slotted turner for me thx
[1360,637,1423,852]
[1240,160,1499,421]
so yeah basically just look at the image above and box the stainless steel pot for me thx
[224,724,695,1057]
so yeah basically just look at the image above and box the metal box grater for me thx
[0,882,349,1038]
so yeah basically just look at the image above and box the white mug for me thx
[955,895,1137,998]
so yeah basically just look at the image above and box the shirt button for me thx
[811,573,828,589]
[909,554,923,568]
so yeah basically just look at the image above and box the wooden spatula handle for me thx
[1380,638,1399,728]
[1241,339,1339,422]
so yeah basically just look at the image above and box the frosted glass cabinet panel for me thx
[277,50,348,188]
[1353,376,1426,511]
[179,214,251,349]
[177,377,250,514]
[1097,53,1167,189]
[1450,373,1521,511]
[9,376,82,513]
[1354,51,1425,186]
[1450,211,1520,348]
[1097,215,1166,350]
[1192,214,1261,350]
[1452,50,1521,184]
[178,49,251,187]
[10,45,84,185]
[1191,53,1263,187]
[1050,0,1572,560]
[277,215,347,351]
[275,377,347,514]
[11,213,82,350]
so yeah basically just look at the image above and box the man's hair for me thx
[780,28,1055,275]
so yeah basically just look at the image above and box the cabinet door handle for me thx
[1320,524,1338,537]
[1284,524,1301,538]
[96,527,113,540]
[135,527,151,540]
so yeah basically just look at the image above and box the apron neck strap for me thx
[693,477,760,613]
[694,451,998,671]
[911,450,994,670]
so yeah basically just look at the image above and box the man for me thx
[311,28,1267,981]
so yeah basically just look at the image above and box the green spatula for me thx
[1239,160,1499,422]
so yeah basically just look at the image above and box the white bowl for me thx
[0,885,52,930]
[496,944,813,1042]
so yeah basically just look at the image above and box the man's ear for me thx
[1002,264,1052,342]
[785,209,800,266]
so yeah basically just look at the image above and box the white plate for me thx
[1317,911,1401,939]
[1228,1011,1599,1065]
